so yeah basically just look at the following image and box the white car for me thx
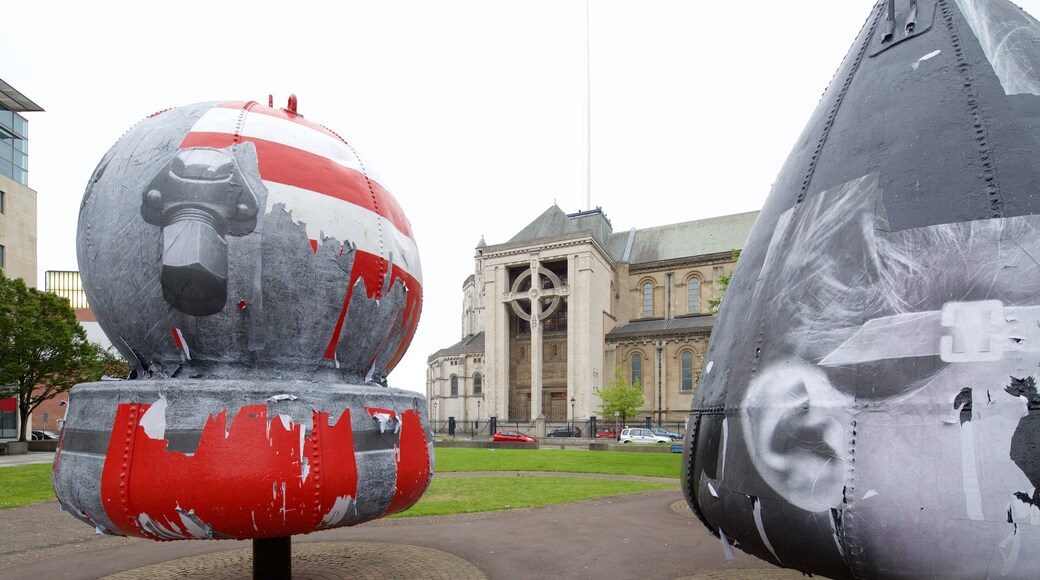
[619,428,670,444]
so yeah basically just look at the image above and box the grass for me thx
[0,448,681,512]
[0,464,55,509]
[435,447,682,479]
[395,475,675,517]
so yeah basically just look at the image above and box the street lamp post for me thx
[476,399,481,436]
[570,396,576,432]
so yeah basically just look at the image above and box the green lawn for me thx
[435,447,681,479]
[396,475,675,517]
[0,464,55,509]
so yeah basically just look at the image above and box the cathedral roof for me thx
[508,205,614,247]
[505,205,758,265]
[427,332,485,362]
[620,210,759,264]
[605,314,715,341]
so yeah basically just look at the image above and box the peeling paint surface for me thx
[56,97,431,545]
[76,100,422,382]
[99,402,360,539]
[683,1,1040,577]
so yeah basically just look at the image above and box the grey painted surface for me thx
[686,0,1040,578]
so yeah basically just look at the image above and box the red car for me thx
[595,429,617,439]
[492,430,537,443]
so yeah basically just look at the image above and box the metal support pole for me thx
[253,536,291,579]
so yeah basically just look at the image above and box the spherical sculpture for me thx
[54,98,430,541]
[77,99,421,376]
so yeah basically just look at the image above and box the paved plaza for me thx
[0,452,803,579]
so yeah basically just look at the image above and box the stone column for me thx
[529,257,544,420]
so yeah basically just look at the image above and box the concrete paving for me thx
[0,451,55,468]
[0,454,805,579]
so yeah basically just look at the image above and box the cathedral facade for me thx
[426,205,757,430]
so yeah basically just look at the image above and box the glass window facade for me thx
[45,271,90,309]
[473,373,482,394]
[450,375,459,396]
[681,351,694,391]
[0,105,29,185]
[631,353,642,385]
[0,409,16,439]
[642,283,653,317]
[688,278,700,313]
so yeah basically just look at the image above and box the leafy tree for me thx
[0,270,121,441]
[707,248,742,314]
[596,366,645,426]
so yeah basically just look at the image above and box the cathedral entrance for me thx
[506,259,568,421]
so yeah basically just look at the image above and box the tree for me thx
[707,248,742,314]
[0,270,120,441]
[596,366,645,426]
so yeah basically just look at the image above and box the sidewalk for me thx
[0,471,805,579]
[0,451,54,468]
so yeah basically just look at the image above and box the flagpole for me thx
[582,0,591,211]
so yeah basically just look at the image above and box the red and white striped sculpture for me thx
[54,96,430,548]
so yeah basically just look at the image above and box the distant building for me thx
[426,205,757,432]
[0,78,42,440]
[29,271,115,435]
[0,78,42,287]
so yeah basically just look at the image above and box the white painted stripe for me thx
[960,420,984,521]
[264,181,423,284]
[174,328,191,360]
[753,499,781,565]
[718,529,735,561]
[191,107,366,174]
[718,417,728,482]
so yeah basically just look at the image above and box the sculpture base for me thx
[53,380,432,540]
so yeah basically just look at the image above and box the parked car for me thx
[619,427,670,444]
[651,427,682,440]
[31,430,59,440]
[492,430,537,443]
[545,426,582,438]
[595,428,617,439]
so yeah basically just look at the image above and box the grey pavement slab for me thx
[0,451,55,468]
[0,488,803,579]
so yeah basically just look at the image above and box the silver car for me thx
[619,428,670,444]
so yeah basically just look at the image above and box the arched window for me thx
[642,282,653,317]
[450,375,459,396]
[473,373,483,395]
[681,351,694,391]
[631,353,642,386]
[688,277,700,314]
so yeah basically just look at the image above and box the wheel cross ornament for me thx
[503,258,568,419]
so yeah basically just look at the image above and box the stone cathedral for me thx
[426,205,757,429]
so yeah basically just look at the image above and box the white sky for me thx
[6,0,1040,395]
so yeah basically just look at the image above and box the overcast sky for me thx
[7,0,1040,395]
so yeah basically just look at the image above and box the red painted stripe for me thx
[323,251,387,360]
[382,409,431,516]
[0,398,16,412]
[322,251,422,364]
[100,403,360,539]
[214,101,345,142]
[179,132,414,240]
[384,264,423,372]
[170,327,184,350]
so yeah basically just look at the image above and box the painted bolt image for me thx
[140,147,260,316]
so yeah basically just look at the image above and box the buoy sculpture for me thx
[53,96,428,573]
[684,1,1040,577]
